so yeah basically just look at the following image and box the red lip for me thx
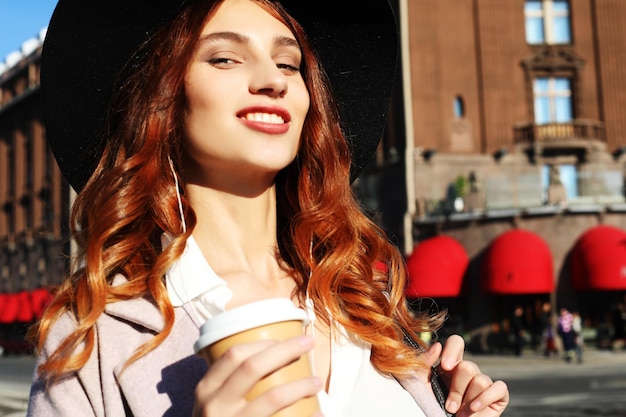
[237,106,292,135]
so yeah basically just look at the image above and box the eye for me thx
[207,53,241,68]
[209,57,234,64]
[274,52,301,75]
[276,63,300,74]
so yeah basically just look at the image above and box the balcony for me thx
[513,119,605,146]
[413,152,625,222]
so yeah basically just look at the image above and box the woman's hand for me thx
[193,335,322,417]
[421,334,509,417]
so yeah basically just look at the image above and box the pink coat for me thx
[27,293,207,417]
[27,280,447,417]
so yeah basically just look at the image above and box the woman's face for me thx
[183,0,310,188]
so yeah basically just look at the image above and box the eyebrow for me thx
[199,31,300,49]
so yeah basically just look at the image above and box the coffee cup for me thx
[194,298,320,417]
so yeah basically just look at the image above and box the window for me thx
[533,77,572,124]
[8,137,15,196]
[25,131,33,189]
[542,164,578,200]
[453,96,465,118]
[525,0,572,45]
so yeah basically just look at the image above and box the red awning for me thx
[16,290,34,323]
[570,225,626,291]
[406,236,468,298]
[31,287,54,319]
[482,229,554,294]
[0,293,19,323]
[0,293,6,321]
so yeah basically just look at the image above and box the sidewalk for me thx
[0,355,34,417]
[2,348,625,417]
[467,345,626,366]
[467,346,626,380]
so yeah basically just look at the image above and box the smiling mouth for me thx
[241,112,285,124]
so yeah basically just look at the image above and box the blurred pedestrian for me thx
[557,307,575,363]
[510,305,526,357]
[572,311,583,363]
[540,302,558,357]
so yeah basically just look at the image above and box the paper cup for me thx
[194,298,320,417]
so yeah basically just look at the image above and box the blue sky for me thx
[0,0,58,61]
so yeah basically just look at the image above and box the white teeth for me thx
[243,113,284,124]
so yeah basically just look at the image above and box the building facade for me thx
[0,30,69,353]
[361,0,626,351]
[2,1,626,354]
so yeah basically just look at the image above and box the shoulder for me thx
[33,297,204,417]
[39,310,80,356]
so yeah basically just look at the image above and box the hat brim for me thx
[41,0,398,191]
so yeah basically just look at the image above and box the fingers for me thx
[198,339,277,395]
[417,335,510,417]
[434,334,466,392]
[418,335,465,391]
[454,379,509,417]
[461,379,509,417]
[442,360,509,417]
[243,376,322,417]
[439,334,465,371]
[443,360,481,414]
[194,335,321,417]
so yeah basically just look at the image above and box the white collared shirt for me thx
[164,234,425,417]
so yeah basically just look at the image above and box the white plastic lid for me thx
[194,298,309,353]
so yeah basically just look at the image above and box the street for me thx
[1,348,626,416]
[471,349,626,417]
[0,355,32,417]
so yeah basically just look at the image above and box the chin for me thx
[257,153,298,170]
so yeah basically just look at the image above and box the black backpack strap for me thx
[401,328,455,417]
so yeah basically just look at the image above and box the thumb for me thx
[417,342,443,386]
[422,341,442,367]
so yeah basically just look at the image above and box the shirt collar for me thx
[162,233,233,315]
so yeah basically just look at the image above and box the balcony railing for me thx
[415,167,625,221]
[513,119,605,145]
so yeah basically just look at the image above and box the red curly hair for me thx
[30,0,445,383]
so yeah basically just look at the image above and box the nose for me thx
[249,60,288,98]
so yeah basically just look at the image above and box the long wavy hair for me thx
[31,0,445,383]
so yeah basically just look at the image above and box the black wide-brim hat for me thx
[41,0,399,191]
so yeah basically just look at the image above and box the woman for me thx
[28,0,508,416]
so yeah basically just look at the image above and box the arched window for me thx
[453,96,464,118]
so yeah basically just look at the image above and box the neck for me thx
[185,182,283,285]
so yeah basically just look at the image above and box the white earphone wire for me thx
[306,239,317,374]
[168,157,187,234]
